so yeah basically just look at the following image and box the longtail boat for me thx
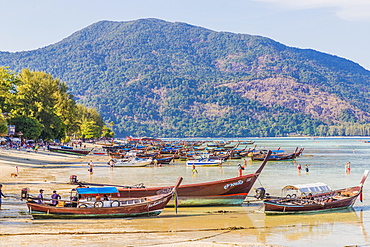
[251,148,303,161]
[114,157,153,167]
[126,136,162,142]
[153,155,174,164]
[48,145,91,156]
[262,170,369,214]
[72,150,272,206]
[186,158,223,167]
[24,177,183,219]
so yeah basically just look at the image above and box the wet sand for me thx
[0,141,369,247]
[0,147,275,247]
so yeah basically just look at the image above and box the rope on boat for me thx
[256,177,264,188]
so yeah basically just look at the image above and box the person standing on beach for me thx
[0,184,7,210]
[88,160,94,174]
[109,159,115,168]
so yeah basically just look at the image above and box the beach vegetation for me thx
[80,121,101,139]
[101,125,115,138]
[7,115,42,140]
[0,68,113,141]
[0,114,7,135]
[62,136,71,143]
[0,67,19,113]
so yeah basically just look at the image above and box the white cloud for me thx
[253,0,370,21]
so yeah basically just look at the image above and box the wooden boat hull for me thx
[27,194,171,219]
[116,151,271,206]
[264,194,358,214]
[117,175,257,206]
[26,177,184,219]
[48,147,91,156]
[251,148,304,161]
[264,196,357,214]
[154,156,174,164]
[252,153,295,161]
[263,170,369,214]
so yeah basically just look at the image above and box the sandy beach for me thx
[1,139,369,247]
[0,145,281,247]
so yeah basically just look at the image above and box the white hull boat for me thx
[114,157,152,167]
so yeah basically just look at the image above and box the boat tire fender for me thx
[78,204,87,208]
[291,194,296,198]
[111,200,120,207]
[255,187,266,199]
[286,194,291,199]
[94,201,103,208]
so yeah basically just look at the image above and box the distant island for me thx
[1,18,370,137]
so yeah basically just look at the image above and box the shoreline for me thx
[0,145,280,247]
[0,139,369,246]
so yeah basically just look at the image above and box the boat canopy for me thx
[76,187,119,195]
[282,182,331,194]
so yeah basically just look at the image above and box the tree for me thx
[76,104,105,138]
[12,69,72,140]
[0,113,8,135]
[80,121,101,139]
[55,89,78,137]
[0,67,19,113]
[7,115,42,140]
[101,125,114,138]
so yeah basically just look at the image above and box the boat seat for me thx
[333,196,346,200]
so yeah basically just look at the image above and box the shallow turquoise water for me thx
[1,137,370,246]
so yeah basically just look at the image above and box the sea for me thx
[1,137,370,246]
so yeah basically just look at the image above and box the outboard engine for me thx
[70,175,78,184]
[21,188,29,200]
[255,187,266,199]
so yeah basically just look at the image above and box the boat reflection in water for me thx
[244,208,367,245]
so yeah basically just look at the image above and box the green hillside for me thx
[1,18,370,137]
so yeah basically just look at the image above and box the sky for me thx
[1,0,370,69]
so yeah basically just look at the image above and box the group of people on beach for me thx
[87,158,120,175]
[37,189,61,206]
[0,184,62,209]
[0,138,51,152]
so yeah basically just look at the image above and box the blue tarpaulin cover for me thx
[76,187,119,195]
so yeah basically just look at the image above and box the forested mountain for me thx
[1,18,370,137]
